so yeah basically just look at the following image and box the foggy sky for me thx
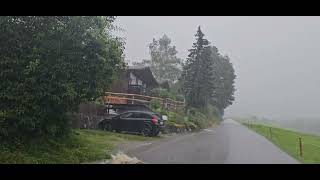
[115,16,320,120]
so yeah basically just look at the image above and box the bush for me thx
[149,88,171,99]
[151,100,220,133]
[201,104,222,121]
[150,99,162,111]
[149,87,185,101]
[0,16,125,138]
[174,94,185,102]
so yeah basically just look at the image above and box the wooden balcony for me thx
[103,92,185,111]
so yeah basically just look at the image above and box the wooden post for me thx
[162,99,165,109]
[269,127,272,140]
[166,99,169,110]
[299,137,303,157]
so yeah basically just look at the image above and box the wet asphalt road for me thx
[121,119,299,164]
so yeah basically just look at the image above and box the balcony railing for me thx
[103,92,185,111]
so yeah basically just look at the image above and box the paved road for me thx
[119,119,299,164]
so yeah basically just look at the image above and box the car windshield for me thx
[4,16,319,165]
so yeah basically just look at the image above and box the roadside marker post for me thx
[299,137,303,158]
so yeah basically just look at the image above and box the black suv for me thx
[98,111,165,136]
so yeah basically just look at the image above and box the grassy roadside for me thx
[239,122,320,163]
[0,130,156,164]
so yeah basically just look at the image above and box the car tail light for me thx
[151,116,158,124]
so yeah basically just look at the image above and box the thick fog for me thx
[115,16,320,120]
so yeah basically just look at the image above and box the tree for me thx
[210,47,236,114]
[133,34,182,84]
[181,26,215,108]
[0,16,125,137]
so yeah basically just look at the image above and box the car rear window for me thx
[120,113,133,118]
[130,113,152,119]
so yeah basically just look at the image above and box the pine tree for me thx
[182,26,215,108]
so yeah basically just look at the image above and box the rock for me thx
[110,152,144,164]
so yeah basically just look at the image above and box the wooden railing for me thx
[103,92,185,111]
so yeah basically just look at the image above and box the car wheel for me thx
[141,124,152,137]
[152,130,160,137]
[104,123,112,131]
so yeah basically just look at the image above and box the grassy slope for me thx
[0,130,156,164]
[153,105,221,131]
[241,122,320,163]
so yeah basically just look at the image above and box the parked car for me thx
[98,111,167,137]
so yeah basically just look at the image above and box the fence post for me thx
[132,95,134,104]
[269,127,272,140]
[299,137,303,158]
[165,98,168,110]
[161,98,165,109]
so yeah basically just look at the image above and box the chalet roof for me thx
[127,66,159,88]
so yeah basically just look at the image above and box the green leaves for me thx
[181,26,236,113]
[182,26,215,108]
[210,54,236,113]
[1,16,125,138]
[133,34,182,84]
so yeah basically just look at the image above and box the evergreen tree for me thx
[182,26,215,108]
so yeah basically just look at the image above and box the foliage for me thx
[181,26,236,113]
[210,50,236,113]
[153,104,221,132]
[181,26,215,108]
[0,16,125,137]
[133,34,182,84]
[150,99,162,111]
[149,88,172,99]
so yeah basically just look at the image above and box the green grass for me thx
[241,122,320,163]
[153,105,221,131]
[0,130,156,164]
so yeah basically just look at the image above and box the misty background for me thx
[115,16,320,124]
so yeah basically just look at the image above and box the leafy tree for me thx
[133,34,182,84]
[181,26,215,108]
[213,55,236,114]
[0,16,125,137]
[209,46,236,114]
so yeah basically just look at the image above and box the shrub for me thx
[150,99,162,111]
[0,16,125,138]
[149,87,185,101]
[174,94,185,102]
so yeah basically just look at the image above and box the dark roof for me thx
[160,81,170,89]
[127,66,159,88]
